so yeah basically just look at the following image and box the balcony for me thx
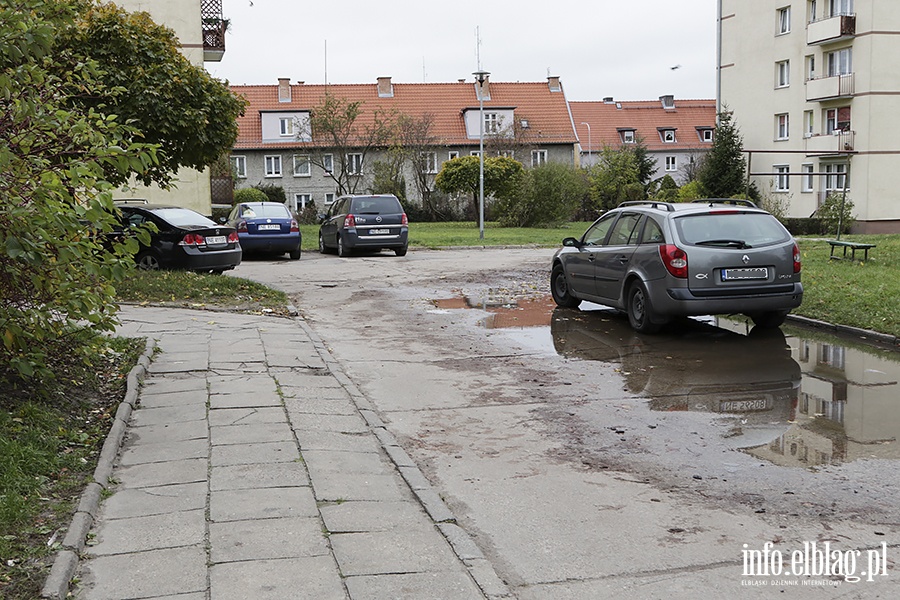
[806,73,854,101]
[805,130,855,155]
[201,0,226,62]
[807,14,856,46]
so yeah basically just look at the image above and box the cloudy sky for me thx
[209,0,719,102]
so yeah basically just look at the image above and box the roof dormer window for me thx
[620,129,636,144]
[660,129,676,143]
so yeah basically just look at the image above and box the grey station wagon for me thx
[318,194,409,257]
[550,200,803,333]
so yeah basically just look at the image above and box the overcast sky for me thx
[209,0,719,102]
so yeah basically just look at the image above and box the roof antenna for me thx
[324,39,328,87]
[475,26,482,71]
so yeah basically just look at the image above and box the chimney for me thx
[548,76,561,92]
[377,76,393,98]
[660,94,675,109]
[474,73,490,101]
[278,78,291,103]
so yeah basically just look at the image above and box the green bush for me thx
[233,187,268,204]
[253,183,286,204]
[816,193,855,236]
[495,163,586,227]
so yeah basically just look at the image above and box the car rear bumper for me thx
[655,283,803,316]
[344,227,408,249]
[177,246,242,272]
[238,233,301,253]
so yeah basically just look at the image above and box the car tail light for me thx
[401,213,408,225]
[793,242,801,273]
[228,232,240,244]
[180,233,205,246]
[236,220,248,233]
[290,219,299,232]
[659,244,688,278]
[343,214,356,228]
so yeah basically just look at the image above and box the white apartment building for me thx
[112,0,227,215]
[719,0,900,233]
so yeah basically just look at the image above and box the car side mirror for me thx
[219,217,227,224]
[562,237,582,248]
[317,213,327,223]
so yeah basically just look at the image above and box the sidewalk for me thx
[53,305,508,600]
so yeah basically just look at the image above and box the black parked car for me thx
[116,204,242,273]
[318,194,409,257]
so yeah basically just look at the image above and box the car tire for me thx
[337,234,351,257]
[289,246,301,260]
[550,264,581,308]
[627,281,664,334]
[395,245,408,257]
[318,232,332,254]
[749,310,788,329]
[135,250,161,271]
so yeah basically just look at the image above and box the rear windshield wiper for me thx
[695,239,752,249]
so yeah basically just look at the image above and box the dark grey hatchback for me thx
[550,200,803,333]
[318,194,409,257]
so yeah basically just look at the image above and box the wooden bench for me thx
[828,239,876,261]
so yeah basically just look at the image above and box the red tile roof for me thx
[569,99,716,152]
[231,79,578,150]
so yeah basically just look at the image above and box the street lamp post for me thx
[580,122,591,165]
[473,70,490,240]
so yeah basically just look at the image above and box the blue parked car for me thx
[226,201,301,260]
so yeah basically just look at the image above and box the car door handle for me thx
[616,254,629,263]
[588,254,595,262]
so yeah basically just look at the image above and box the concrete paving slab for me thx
[288,412,369,432]
[124,419,207,443]
[88,509,205,555]
[302,449,391,474]
[99,482,207,519]
[274,371,344,389]
[76,546,206,600]
[138,390,208,409]
[148,354,208,373]
[330,529,463,576]
[209,422,294,446]
[117,438,209,466]
[208,406,286,426]
[139,376,207,396]
[294,429,382,453]
[114,458,207,488]
[208,375,278,395]
[208,392,282,409]
[209,516,329,562]
[210,462,310,491]
[210,440,300,466]
[283,395,358,416]
[129,403,206,427]
[209,486,318,521]
[209,556,346,600]
[344,572,485,600]
[309,472,409,502]
[319,500,433,533]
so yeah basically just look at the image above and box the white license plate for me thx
[205,235,226,245]
[257,224,281,231]
[368,228,390,235]
[722,267,768,281]
[720,399,768,412]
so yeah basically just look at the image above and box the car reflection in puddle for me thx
[431,294,900,468]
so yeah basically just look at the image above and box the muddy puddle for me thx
[431,294,900,467]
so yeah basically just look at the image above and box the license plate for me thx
[257,224,281,231]
[722,267,768,281]
[720,398,768,412]
[368,228,390,235]
[205,235,226,245]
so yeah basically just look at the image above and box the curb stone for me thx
[40,338,155,600]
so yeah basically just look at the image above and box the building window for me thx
[778,6,791,34]
[802,164,814,192]
[231,155,246,178]
[448,151,460,160]
[805,55,816,81]
[622,130,635,144]
[774,165,790,191]
[826,48,852,76]
[422,152,437,174]
[700,129,713,142]
[531,149,548,167]
[776,60,790,88]
[808,0,818,23]
[324,193,335,205]
[665,156,677,172]
[293,193,311,212]
[824,163,848,192]
[347,153,363,175]
[825,107,851,133]
[484,112,500,134]
[660,130,676,143]
[292,155,311,177]
[776,114,790,140]
[322,154,333,173]
[279,117,294,137]
[470,150,482,157]
[264,155,282,177]
[827,0,853,18]
[804,110,814,137]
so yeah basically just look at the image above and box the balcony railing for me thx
[806,73,854,101]
[805,130,855,155]
[807,14,856,45]
[201,0,225,62]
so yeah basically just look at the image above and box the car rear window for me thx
[350,197,402,214]
[675,213,791,247]
[150,208,216,227]
[241,204,290,218]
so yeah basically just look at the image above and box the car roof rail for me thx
[113,198,149,205]
[691,198,758,208]
[617,200,676,212]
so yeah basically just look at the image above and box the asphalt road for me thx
[230,247,899,598]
